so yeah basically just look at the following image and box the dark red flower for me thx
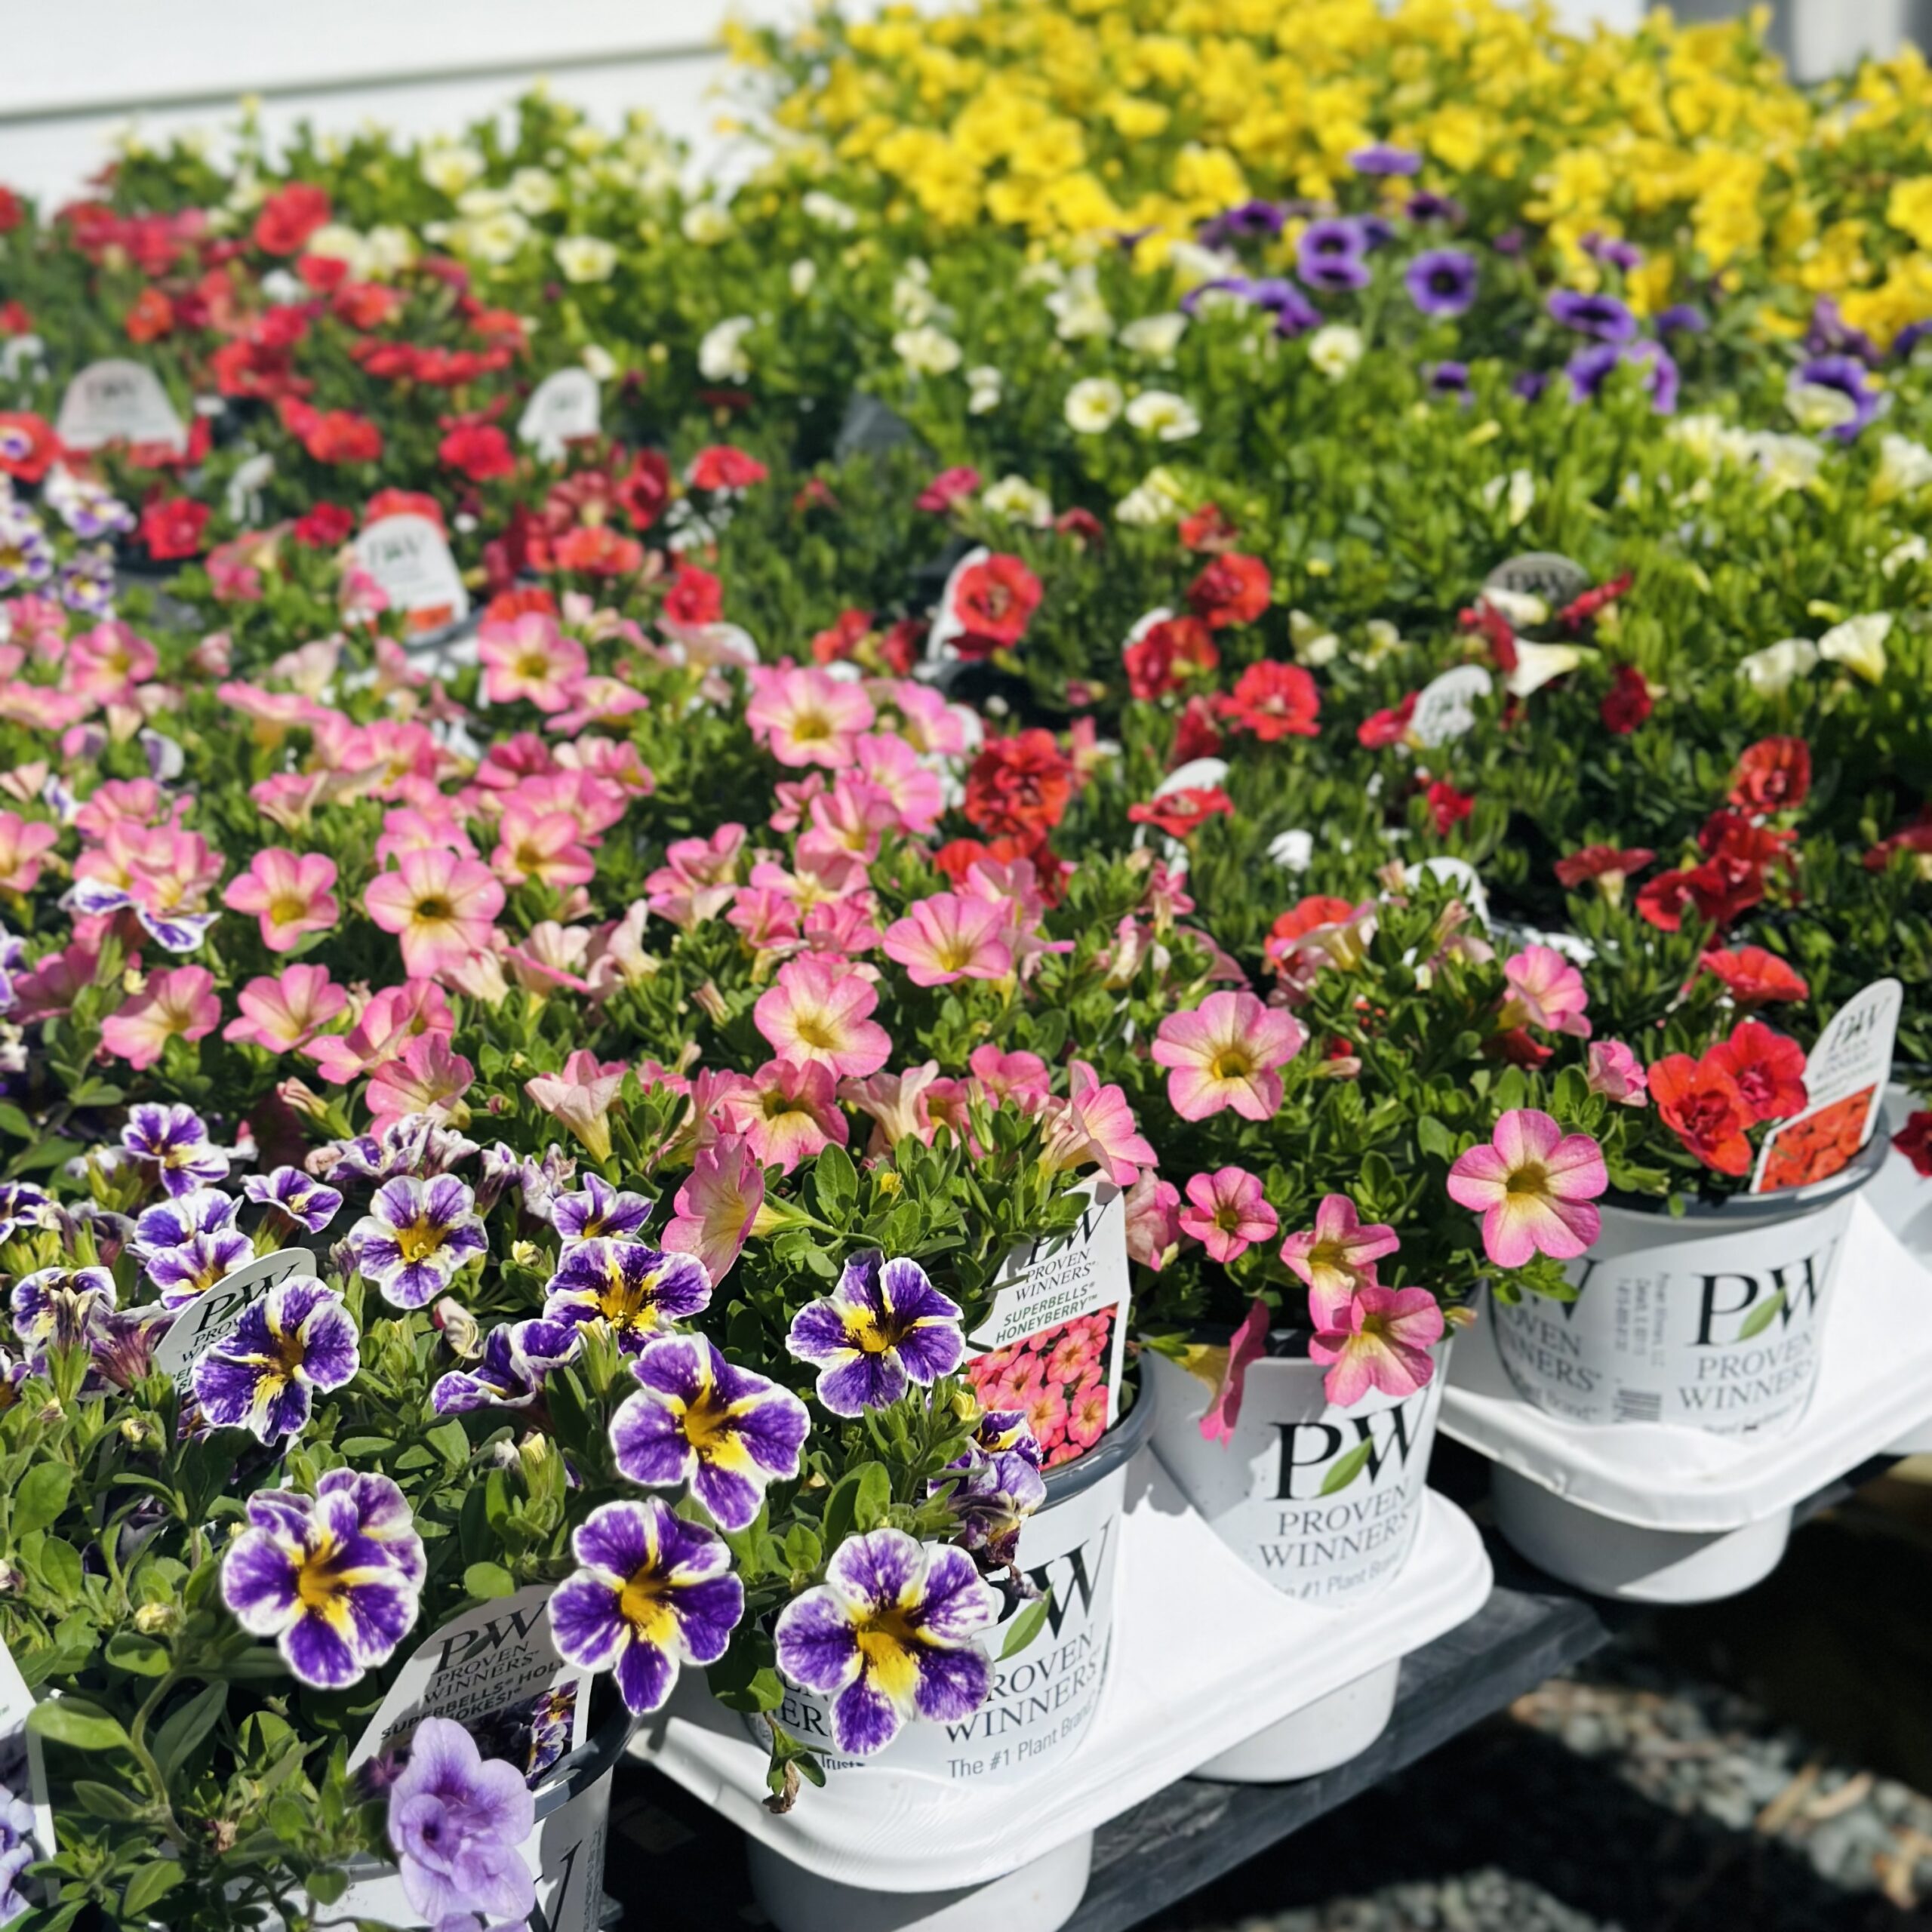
[140,497,210,561]
[1214,661,1321,740]
[1698,810,1795,875]
[331,281,402,331]
[1557,571,1632,633]
[1705,1019,1807,1123]
[662,562,723,626]
[1054,506,1106,547]
[915,466,980,512]
[1635,857,1763,933]
[688,445,768,491]
[438,421,516,482]
[1651,1054,1755,1175]
[252,183,331,257]
[963,731,1075,841]
[1599,663,1653,734]
[292,503,354,548]
[1698,946,1808,1006]
[1127,786,1235,839]
[1729,737,1811,814]
[1426,779,1475,833]
[0,189,20,235]
[1172,695,1224,764]
[1179,502,1238,552]
[1358,691,1417,749]
[296,251,349,293]
[1123,615,1217,701]
[1555,844,1654,891]
[615,451,671,530]
[0,301,32,336]
[1894,1112,1932,1178]
[1458,599,1517,673]
[1187,552,1271,629]
[952,554,1041,654]
[1865,823,1932,872]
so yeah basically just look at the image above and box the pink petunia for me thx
[715,1059,851,1174]
[303,980,452,1083]
[1199,1297,1271,1444]
[1278,1194,1402,1326]
[100,967,220,1070]
[364,848,506,979]
[661,1135,764,1286]
[223,964,350,1054]
[1586,1040,1650,1106]
[1152,990,1306,1121]
[525,1050,628,1162]
[745,664,876,769]
[1446,1109,1608,1269]
[491,802,597,891]
[1499,945,1592,1039]
[881,893,1014,986]
[1309,1285,1444,1407]
[0,811,58,893]
[476,611,588,712]
[365,1032,475,1124]
[1040,1062,1158,1186]
[223,848,340,952]
[752,954,891,1078]
[1179,1168,1280,1265]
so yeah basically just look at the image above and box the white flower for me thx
[304,223,371,278]
[983,476,1054,528]
[423,144,487,198]
[1120,312,1189,363]
[1742,432,1825,497]
[893,326,963,377]
[1737,638,1820,694]
[1045,266,1113,342]
[555,235,618,284]
[1064,378,1124,432]
[681,202,736,245]
[1164,240,1238,288]
[789,258,818,297]
[1506,639,1589,698]
[1482,588,1549,629]
[1269,829,1315,872]
[1882,534,1928,577]
[1873,433,1932,503]
[802,190,858,231]
[1115,467,1186,526]
[1817,612,1891,682]
[456,187,509,220]
[1786,376,1861,436]
[460,211,531,266]
[1352,619,1404,670]
[365,226,417,276]
[966,366,1004,415]
[1124,389,1201,441]
[1288,610,1340,666]
[891,263,937,325]
[1480,469,1536,527]
[1307,325,1364,380]
[1668,413,1753,468]
[698,315,755,383]
[508,168,559,217]
[581,345,617,380]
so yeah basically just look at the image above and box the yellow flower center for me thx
[1211,1048,1254,1081]
[414,895,454,924]
[680,1383,737,1455]
[793,1014,838,1051]
[854,1605,924,1700]
[516,651,552,678]
[395,1220,444,1265]
[294,1543,343,1614]
[617,1564,677,1644]
[269,892,309,925]
[1506,1162,1550,1199]
[789,709,832,743]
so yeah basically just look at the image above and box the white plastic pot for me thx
[1490,1128,1888,1440]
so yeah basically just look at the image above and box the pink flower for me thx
[1309,1285,1444,1407]
[304,981,451,1083]
[100,967,220,1070]
[477,611,587,712]
[841,1062,942,1152]
[882,893,1014,986]
[1446,1109,1608,1269]
[1039,1062,1158,1187]
[752,954,891,1078]
[1499,945,1592,1039]
[525,1051,628,1162]
[715,1060,850,1174]
[222,848,340,952]
[1199,1297,1271,1444]
[745,665,876,769]
[223,964,349,1053]
[0,811,57,893]
[662,1136,764,1286]
[491,802,596,891]
[374,805,477,867]
[968,1044,1053,1112]
[1179,1168,1279,1265]
[1123,1172,1182,1270]
[1586,1040,1650,1106]
[645,825,746,930]
[364,849,506,979]
[1278,1195,1401,1324]
[1065,1381,1109,1454]
[365,1032,475,1124]
[1151,991,1306,1121]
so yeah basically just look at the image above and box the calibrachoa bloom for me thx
[1152,991,1306,1121]
[543,1239,712,1352]
[883,892,1014,985]
[1179,1167,1279,1265]
[746,664,876,768]
[1586,1041,1651,1106]
[222,848,340,952]
[1309,1285,1445,1405]
[365,848,506,977]
[220,1471,425,1690]
[1650,1054,1755,1174]
[1446,1109,1608,1267]
[242,1165,343,1232]
[193,1276,360,1441]
[477,610,587,711]
[11,1265,116,1361]
[939,1411,1046,1564]
[122,1101,228,1195]
[552,1174,654,1245]
[350,1175,488,1309]
[786,1251,964,1416]
[773,1527,1000,1754]
[524,1050,628,1160]
[431,1317,580,1414]
[1700,946,1809,1005]
[1279,1195,1402,1317]
[1498,945,1592,1038]
[385,1718,535,1926]
[611,1334,811,1531]
[547,1497,743,1715]
[754,953,891,1078]
[100,967,221,1070]
[662,1137,764,1286]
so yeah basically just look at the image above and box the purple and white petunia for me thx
[610,1335,810,1532]
[0,1182,50,1241]
[220,1470,425,1689]
[551,1174,654,1247]
[64,878,219,954]
[541,1240,711,1354]
[546,1497,743,1715]
[385,1716,535,1926]
[1567,338,1678,414]
[318,1115,481,1185]
[11,1265,116,1361]
[431,1318,581,1414]
[1787,353,1881,441]
[192,1276,360,1441]
[1349,142,1421,177]
[146,1229,255,1308]
[242,1166,345,1234]
[773,1528,1001,1755]
[785,1252,964,1417]
[121,1103,229,1197]
[937,1410,1048,1568]
[133,1187,238,1256]
[349,1175,488,1309]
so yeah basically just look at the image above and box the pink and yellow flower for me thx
[477,611,587,712]
[1039,1062,1158,1186]
[525,1051,628,1162]
[1278,1195,1401,1323]
[1446,1109,1608,1269]
[1498,945,1592,1038]
[364,848,506,979]
[223,848,340,952]
[715,1059,850,1174]
[745,665,875,769]
[1179,1168,1279,1265]
[1152,991,1306,1121]
[1309,1285,1444,1406]
[223,964,350,1054]
[662,1136,765,1286]
[366,1033,475,1125]
[490,802,596,891]
[100,967,220,1070]
[752,954,891,1078]
[881,892,1013,986]
[0,810,57,893]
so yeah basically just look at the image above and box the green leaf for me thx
[38,1536,83,1600]
[122,1860,186,1914]
[153,1681,227,1778]
[1735,1289,1786,1341]
[426,1419,472,1469]
[0,1102,34,1140]
[72,1779,144,1820]
[13,1462,72,1540]
[28,1699,129,1752]
[813,1142,858,1217]
[1319,1440,1375,1497]
[104,1631,171,1677]
[1416,1115,1455,1161]
[851,1462,892,1533]
[463,1561,518,1599]
[999,1591,1054,1660]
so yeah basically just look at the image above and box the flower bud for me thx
[134,1601,180,1635]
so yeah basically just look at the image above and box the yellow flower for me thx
[1886,178,1932,250]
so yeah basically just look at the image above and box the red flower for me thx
[1556,571,1632,633]
[1699,946,1808,1006]
[140,497,210,561]
[1172,695,1224,764]
[1865,823,1932,872]
[811,610,875,666]
[552,525,643,576]
[1179,502,1238,552]
[1894,1112,1932,1178]
[932,838,995,885]
[1599,663,1653,734]
[1214,662,1320,741]
[1555,844,1654,890]
[662,563,723,626]
[252,183,331,257]
[1635,856,1764,933]
[0,189,20,235]
[1186,552,1271,629]
[1127,786,1235,838]
[0,414,58,485]
[292,503,354,548]
[1269,897,1355,946]
[438,422,516,482]
[365,488,445,531]
[688,445,768,491]
[1729,737,1810,814]
[485,586,558,625]
[331,282,403,331]
[0,301,32,337]
[1699,811,1795,875]
[1458,599,1517,672]
[1651,1054,1755,1176]
[1123,615,1217,701]
[793,477,841,515]
[952,554,1041,655]
[297,252,349,293]
[1358,691,1417,749]
[294,406,383,466]
[1054,507,1105,547]
[125,288,174,344]
[915,466,980,512]
[1705,1020,1807,1123]
[617,451,672,530]
[1425,779,1475,833]
[964,731,1075,841]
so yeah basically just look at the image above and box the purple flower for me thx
[551,1174,654,1246]
[541,1240,711,1353]
[1567,339,1678,413]
[476,1141,576,1219]
[1195,200,1285,250]
[432,1318,580,1414]
[1789,354,1880,440]
[60,548,115,617]
[1582,232,1644,272]
[146,1229,254,1309]
[386,1717,535,1925]
[1405,190,1465,225]
[122,1103,228,1197]
[786,1253,964,1417]
[44,468,134,540]
[1512,369,1552,401]
[1805,296,1879,365]
[0,506,51,593]
[546,1497,742,1715]
[192,1276,359,1440]
[1894,319,1932,360]
[1185,275,1321,336]
[1657,303,1709,337]
[1404,248,1478,318]
[1349,143,1421,177]
[1428,360,1472,395]
[1296,219,1371,293]
[11,1266,115,1361]
[64,878,217,954]
[350,1175,488,1309]
[1546,289,1637,343]
[133,1187,238,1255]
[0,1782,36,1918]
[220,1471,424,1690]
[318,1115,480,1184]
[937,1411,1046,1567]
[242,1166,344,1233]
[773,1529,1000,1755]
[611,1335,809,1531]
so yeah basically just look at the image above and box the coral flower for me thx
[477,611,587,712]
[952,552,1042,649]
[223,848,340,952]
[1650,1054,1755,1175]
[1699,947,1810,1007]
[1446,1109,1608,1267]
[1279,1194,1403,1320]
[1214,662,1320,740]
[882,892,1014,986]
[745,664,876,769]
[1179,1168,1279,1265]
[1309,1285,1445,1406]
[1706,1020,1808,1123]
[365,848,505,978]
[753,954,891,1078]
[1152,991,1306,1121]
[1729,737,1811,814]
[100,966,220,1070]
[715,1059,850,1174]
[1499,945,1592,1038]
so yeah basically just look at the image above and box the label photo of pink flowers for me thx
[966,1309,1115,1467]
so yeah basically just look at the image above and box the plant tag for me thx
[1409,664,1492,746]
[518,369,601,462]
[963,1180,1131,1466]
[0,1638,55,1900]
[1484,550,1589,608]
[924,544,990,665]
[353,513,469,635]
[54,360,187,454]
[150,1246,318,1396]
[1751,978,1902,1194]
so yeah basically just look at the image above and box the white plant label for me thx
[0,1640,54,1897]
[224,451,275,525]
[1409,664,1493,747]
[151,1246,318,1396]
[352,512,469,635]
[54,359,188,454]
[1749,977,1901,1195]
[924,544,991,666]
[518,369,601,462]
